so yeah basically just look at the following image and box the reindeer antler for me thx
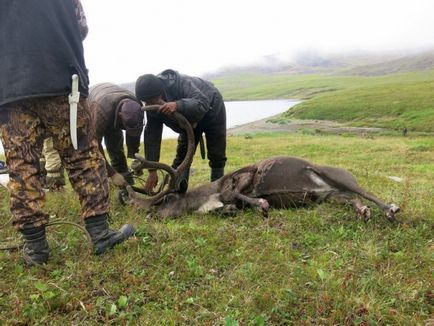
[129,104,196,209]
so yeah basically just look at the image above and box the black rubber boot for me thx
[21,224,49,266]
[211,167,224,182]
[85,214,135,255]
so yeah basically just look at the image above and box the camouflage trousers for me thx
[0,96,109,230]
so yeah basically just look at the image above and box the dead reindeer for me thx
[128,107,400,221]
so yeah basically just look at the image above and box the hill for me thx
[211,50,434,132]
[339,50,434,76]
[208,50,434,78]
[117,50,434,132]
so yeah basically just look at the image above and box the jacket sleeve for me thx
[144,112,164,162]
[126,133,141,159]
[175,80,211,123]
[97,140,117,177]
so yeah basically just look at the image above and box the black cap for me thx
[119,100,144,137]
[135,74,164,101]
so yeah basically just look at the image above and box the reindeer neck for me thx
[183,180,221,210]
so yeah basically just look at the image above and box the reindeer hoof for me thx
[259,199,269,218]
[357,205,371,222]
[386,204,400,221]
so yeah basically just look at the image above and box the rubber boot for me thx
[211,167,224,182]
[21,224,49,266]
[85,214,135,255]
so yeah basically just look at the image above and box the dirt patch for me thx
[227,114,384,136]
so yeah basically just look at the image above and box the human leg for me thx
[40,97,135,254]
[104,129,133,185]
[204,124,227,181]
[172,131,200,192]
[0,100,49,265]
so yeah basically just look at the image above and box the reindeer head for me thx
[126,186,188,217]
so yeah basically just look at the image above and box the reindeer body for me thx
[132,156,399,220]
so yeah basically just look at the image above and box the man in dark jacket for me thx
[88,83,144,186]
[0,0,135,266]
[135,69,227,193]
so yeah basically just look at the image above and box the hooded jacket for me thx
[144,70,226,162]
[0,0,89,107]
[88,83,143,159]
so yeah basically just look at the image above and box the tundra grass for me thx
[214,70,434,132]
[0,133,433,325]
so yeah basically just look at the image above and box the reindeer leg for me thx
[234,192,270,218]
[355,191,400,221]
[216,204,238,217]
[219,169,269,216]
[349,198,371,222]
[329,193,371,222]
[309,166,400,221]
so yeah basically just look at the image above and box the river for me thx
[0,99,299,153]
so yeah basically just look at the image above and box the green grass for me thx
[213,70,434,132]
[0,133,433,325]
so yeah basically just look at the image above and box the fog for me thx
[81,0,434,84]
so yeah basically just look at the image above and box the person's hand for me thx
[130,159,143,176]
[111,173,128,188]
[159,101,177,115]
[144,98,165,106]
[144,170,158,193]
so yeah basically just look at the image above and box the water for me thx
[162,99,299,138]
[0,99,299,153]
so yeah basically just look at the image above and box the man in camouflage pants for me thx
[0,0,135,266]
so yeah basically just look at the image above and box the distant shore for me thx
[227,114,384,136]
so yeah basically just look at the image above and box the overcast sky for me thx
[81,0,434,85]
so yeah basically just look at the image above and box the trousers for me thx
[0,96,109,230]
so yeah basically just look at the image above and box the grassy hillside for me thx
[116,51,434,132]
[213,70,434,132]
[0,133,433,324]
[340,51,434,76]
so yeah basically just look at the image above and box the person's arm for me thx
[175,79,211,123]
[144,112,164,162]
[126,133,142,159]
[96,137,127,187]
[143,112,164,193]
[72,0,88,40]
[97,141,117,177]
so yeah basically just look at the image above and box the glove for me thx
[111,173,128,188]
[131,159,144,176]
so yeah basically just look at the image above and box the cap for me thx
[135,74,164,101]
[119,100,144,137]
